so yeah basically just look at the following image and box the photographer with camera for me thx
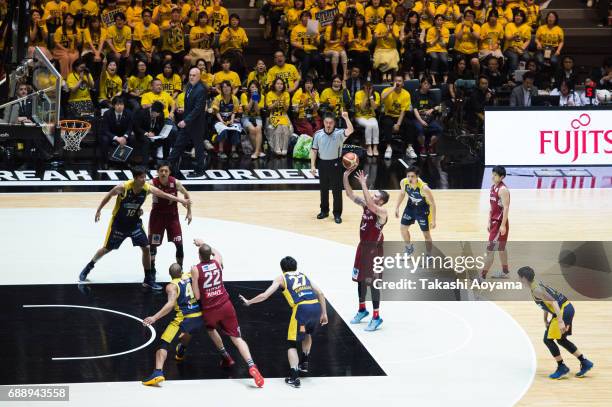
[380,74,413,159]
[292,77,322,136]
[241,80,266,159]
[412,77,443,158]
[65,59,95,118]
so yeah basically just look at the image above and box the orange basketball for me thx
[342,152,359,169]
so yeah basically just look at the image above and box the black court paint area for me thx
[0,282,385,385]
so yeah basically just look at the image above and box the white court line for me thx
[0,179,320,186]
[22,304,156,361]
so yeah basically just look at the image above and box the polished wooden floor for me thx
[1,189,611,406]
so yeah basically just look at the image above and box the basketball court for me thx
[1,188,610,406]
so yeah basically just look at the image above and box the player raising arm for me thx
[240,256,328,388]
[344,167,389,332]
[79,167,190,290]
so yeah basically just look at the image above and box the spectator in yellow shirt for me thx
[65,59,95,117]
[141,78,176,119]
[125,0,144,29]
[346,14,373,80]
[266,51,301,93]
[247,59,269,92]
[160,8,189,71]
[106,12,133,76]
[373,12,401,81]
[365,0,386,30]
[219,14,249,78]
[379,74,412,159]
[453,10,481,74]
[29,9,53,60]
[127,60,153,109]
[524,0,541,31]
[504,10,531,73]
[291,77,322,136]
[535,11,564,69]
[354,81,380,156]
[99,60,123,108]
[188,11,216,73]
[195,59,214,88]
[290,11,321,79]
[132,9,161,70]
[212,80,242,159]
[81,16,106,77]
[241,80,266,159]
[338,0,364,28]
[435,0,461,31]
[324,14,349,81]
[285,0,306,33]
[206,0,229,34]
[266,78,292,156]
[53,13,81,78]
[153,0,174,26]
[157,62,183,99]
[425,15,450,82]
[412,0,436,31]
[212,58,242,94]
[69,0,99,30]
[43,0,69,33]
[479,10,504,61]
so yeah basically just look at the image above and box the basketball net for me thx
[59,120,91,151]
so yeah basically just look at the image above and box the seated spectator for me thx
[266,51,300,94]
[266,77,292,156]
[212,80,242,159]
[292,77,322,136]
[550,80,582,106]
[81,16,106,77]
[483,56,507,90]
[195,59,214,88]
[380,74,413,159]
[466,75,492,132]
[425,14,450,84]
[503,10,531,74]
[524,0,541,30]
[345,67,363,107]
[354,81,380,157]
[219,13,249,79]
[241,80,266,159]
[553,56,578,89]
[29,9,52,60]
[141,78,176,120]
[159,7,188,71]
[247,59,269,92]
[65,59,95,118]
[365,0,386,31]
[448,57,475,102]
[488,0,508,27]
[525,58,550,90]
[413,0,436,31]
[205,0,229,34]
[402,11,426,80]
[106,12,133,76]
[43,0,69,34]
[157,62,182,99]
[290,11,321,80]
[189,11,216,73]
[453,10,481,75]
[591,57,612,90]
[133,101,170,163]
[324,14,349,80]
[320,75,351,120]
[212,59,241,95]
[479,10,504,63]
[509,71,537,106]
[98,60,123,109]
[132,9,161,72]
[436,0,461,32]
[152,0,174,26]
[346,15,372,81]
[188,0,207,27]
[125,0,143,29]
[5,83,34,124]
[373,12,401,82]
[535,11,564,69]
[127,60,153,111]
[285,0,305,34]
[338,0,364,28]
[100,96,133,162]
[53,13,81,78]
[466,0,486,26]
[412,77,443,157]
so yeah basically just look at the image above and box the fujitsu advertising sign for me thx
[485,109,612,166]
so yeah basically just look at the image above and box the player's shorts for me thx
[352,241,384,282]
[545,302,574,340]
[487,219,509,251]
[104,219,148,250]
[160,311,204,344]
[149,212,183,246]
[401,205,431,231]
[203,300,241,337]
[287,300,321,342]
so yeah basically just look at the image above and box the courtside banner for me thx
[485,107,612,166]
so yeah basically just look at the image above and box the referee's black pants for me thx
[318,158,343,217]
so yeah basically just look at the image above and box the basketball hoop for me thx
[59,119,91,151]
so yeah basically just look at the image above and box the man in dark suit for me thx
[3,83,33,124]
[169,67,207,177]
[509,72,538,107]
[100,96,134,163]
[132,101,168,164]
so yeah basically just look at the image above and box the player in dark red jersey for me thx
[148,162,192,275]
[481,165,511,279]
[191,239,265,388]
[344,167,389,332]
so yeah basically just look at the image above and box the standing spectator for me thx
[324,14,349,80]
[454,10,481,75]
[402,11,425,80]
[99,60,123,109]
[141,78,176,120]
[292,77,322,136]
[132,9,161,71]
[266,78,293,156]
[310,111,354,224]
[503,10,531,73]
[425,14,450,84]
[266,51,301,94]
[106,13,133,77]
[373,12,401,82]
[157,62,182,99]
[211,80,242,159]
[290,11,321,80]
[241,80,266,159]
[169,68,208,176]
[412,77,444,157]
[127,60,153,111]
[160,7,188,71]
[29,9,52,60]
[380,74,414,159]
[53,13,81,78]
[509,71,538,106]
[133,101,167,163]
[65,59,95,118]
[354,81,380,157]
[466,75,493,132]
[82,16,107,77]
[346,14,372,80]
[219,14,249,79]
[479,10,504,63]
[535,11,564,69]
[188,11,216,74]
[100,97,133,162]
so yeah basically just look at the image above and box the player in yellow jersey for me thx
[240,256,328,388]
[79,167,190,290]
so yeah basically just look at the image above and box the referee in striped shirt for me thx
[310,111,354,224]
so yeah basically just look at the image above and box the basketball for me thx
[342,152,359,169]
